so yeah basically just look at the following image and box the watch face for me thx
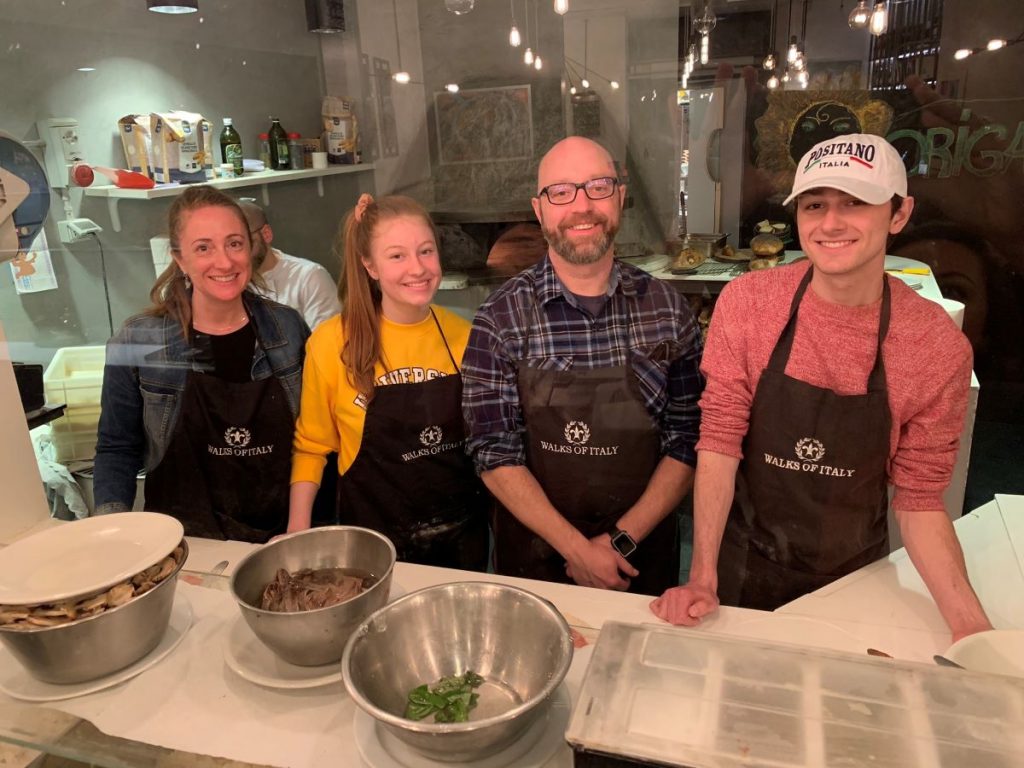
[612,531,637,558]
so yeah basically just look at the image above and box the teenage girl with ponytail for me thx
[288,194,488,570]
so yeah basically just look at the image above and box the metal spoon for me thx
[933,654,965,669]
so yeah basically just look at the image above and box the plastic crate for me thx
[49,406,101,434]
[48,424,99,463]
[43,346,106,410]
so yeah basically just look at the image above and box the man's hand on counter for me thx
[649,581,720,626]
[564,533,638,591]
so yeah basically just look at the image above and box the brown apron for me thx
[718,269,892,610]
[492,295,679,595]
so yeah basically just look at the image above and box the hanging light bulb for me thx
[782,69,790,83]
[987,38,1008,51]
[763,52,776,70]
[581,77,590,89]
[534,54,543,70]
[524,47,534,65]
[693,3,717,65]
[508,0,520,46]
[793,51,806,71]
[569,84,577,95]
[446,83,460,93]
[554,0,569,14]
[610,80,619,89]
[848,0,870,29]
[797,69,809,88]
[767,73,780,89]
[953,48,973,60]
[869,2,888,36]
[393,71,411,84]
[787,36,799,63]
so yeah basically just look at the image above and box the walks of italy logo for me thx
[540,420,620,457]
[401,424,462,462]
[208,425,273,457]
[762,437,855,477]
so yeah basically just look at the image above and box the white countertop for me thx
[1,496,1020,767]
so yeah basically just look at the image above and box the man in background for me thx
[239,201,340,330]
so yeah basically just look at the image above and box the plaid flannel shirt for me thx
[462,256,703,473]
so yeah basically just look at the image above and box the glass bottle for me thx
[258,133,271,169]
[287,132,304,170]
[219,118,243,177]
[268,118,290,171]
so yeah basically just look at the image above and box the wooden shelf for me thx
[82,164,374,231]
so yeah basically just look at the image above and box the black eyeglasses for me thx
[537,177,619,205]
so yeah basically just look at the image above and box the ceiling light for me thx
[569,85,577,95]
[524,47,534,65]
[869,2,888,36]
[987,38,1007,51]
[954,48,973,60]
[581,78,590,89]
[610,80,619,89]
[444,0,474,14]
[534,54,543,70]
[146,0,197,13]
[77,66,96,72]
[767,74,780,89]
[763,52,776,70]
[787,36,798,63]
[848,0,869,29]
[554,0,569,14]
[446,83,460,93]
[393,71,411,84]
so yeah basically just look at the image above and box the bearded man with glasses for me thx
[461,136,704,594]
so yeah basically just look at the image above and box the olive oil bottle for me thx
[268,117,290,171]
[219,118,244,177]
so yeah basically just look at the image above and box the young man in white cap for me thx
[651,133,992,642]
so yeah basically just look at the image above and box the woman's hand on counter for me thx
[649,581,719,626]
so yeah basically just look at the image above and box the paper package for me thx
[150,111,213,184]
[117,115,154,178]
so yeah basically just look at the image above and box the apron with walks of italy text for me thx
[336,310,488,571]
[718,269,892,610]
[144,332,292,543]
[493,296,679,595]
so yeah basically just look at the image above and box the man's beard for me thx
[541,213,618,265]
[251,237,269,270]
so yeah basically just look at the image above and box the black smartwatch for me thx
[610,527,637,559]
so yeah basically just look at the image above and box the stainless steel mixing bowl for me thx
[229,526,396,667]
[342,581,573,762]
[0,539,187,684]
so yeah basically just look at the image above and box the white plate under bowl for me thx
[0,590,192,702]
[0,512,184,605]
[354,682,571,768]
[224,580,406,690]
[946,630,1024,678]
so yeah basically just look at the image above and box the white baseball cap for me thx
[784,133,907,206]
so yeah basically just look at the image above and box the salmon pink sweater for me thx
[697,261,973,512]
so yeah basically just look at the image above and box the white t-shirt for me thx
[260,250,340,330]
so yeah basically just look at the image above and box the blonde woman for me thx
[289,194,488,570]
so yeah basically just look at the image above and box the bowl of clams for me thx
[0,512,187,684]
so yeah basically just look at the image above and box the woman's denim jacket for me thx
[93,292,310,514]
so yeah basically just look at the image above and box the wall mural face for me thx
[753,90,894,197]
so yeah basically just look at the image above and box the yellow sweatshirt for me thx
[291,305,471,484]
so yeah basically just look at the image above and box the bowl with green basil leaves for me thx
[342,581,573,762]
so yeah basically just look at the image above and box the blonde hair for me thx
[147,185,260,338]
[335,195,438,401]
